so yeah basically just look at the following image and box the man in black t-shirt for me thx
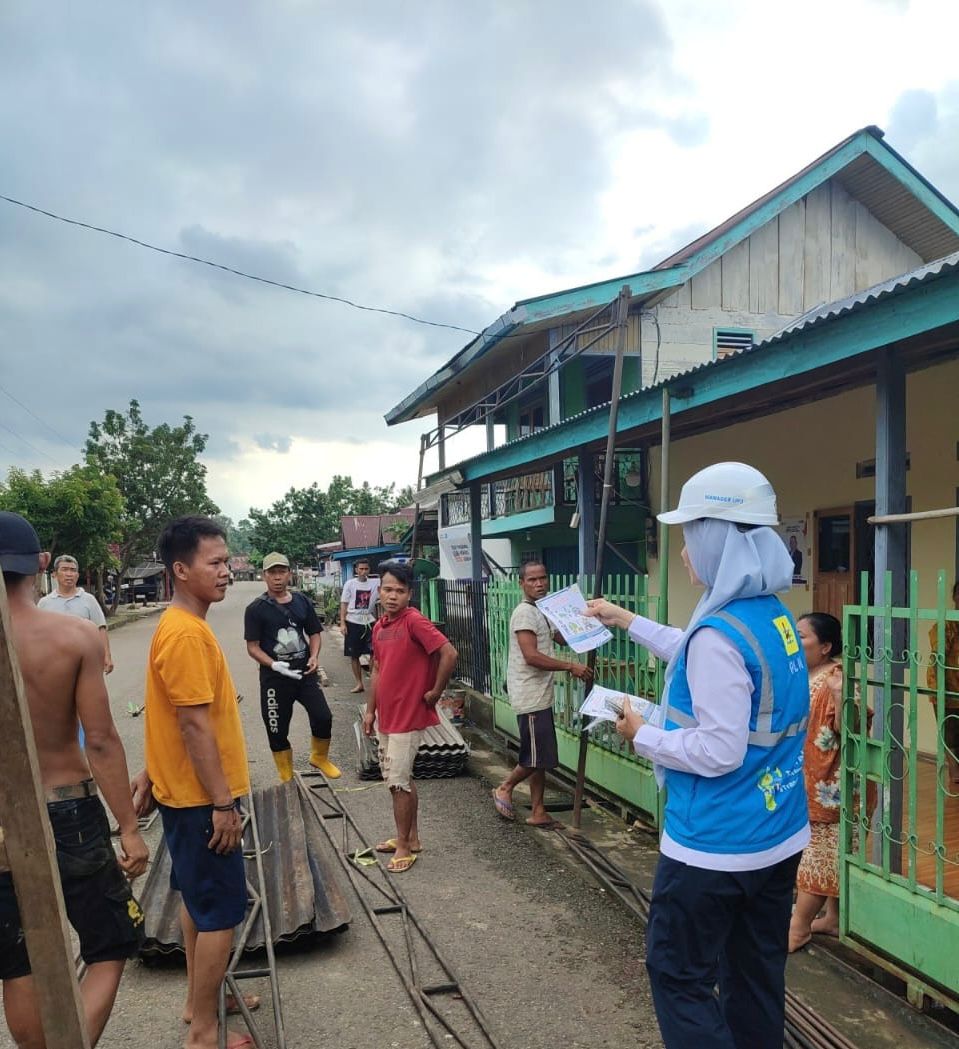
[243,552,341,781]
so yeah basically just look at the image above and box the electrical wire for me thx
[0,419,57,464]
[0,193,493,338]
[0,382,75,445]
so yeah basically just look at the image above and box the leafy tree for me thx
[85,400,218,610]
[246,475,414,565]
[213,515,253,557]
[0,466,124,589]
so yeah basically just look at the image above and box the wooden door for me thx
[813,507,856,622]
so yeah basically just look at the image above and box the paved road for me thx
[2,581,661,1049]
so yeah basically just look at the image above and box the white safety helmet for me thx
[657,462,779,527]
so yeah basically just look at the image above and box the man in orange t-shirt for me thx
[142,515,252,1049]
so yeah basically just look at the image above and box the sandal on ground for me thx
[386,853,418,873]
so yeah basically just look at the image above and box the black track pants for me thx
[259,672,333,752]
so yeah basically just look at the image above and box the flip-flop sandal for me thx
[492,789,515,821]
[184,995,261,1023]
[374,838,423,854]
[386,853,418,873]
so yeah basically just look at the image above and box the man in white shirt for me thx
[492,561,592,826]
[339,559,379,694]
[39,554,114,674]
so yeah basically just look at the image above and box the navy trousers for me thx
[645,850,802,1049]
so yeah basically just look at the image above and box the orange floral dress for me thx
[796,664,841,897]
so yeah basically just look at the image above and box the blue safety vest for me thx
[662,595,809,856]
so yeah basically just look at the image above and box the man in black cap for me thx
[244,550,341,782]
[0,511,148,1047]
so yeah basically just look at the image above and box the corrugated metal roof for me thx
[766,250,959,344]
[430,251,959,482]
[340,516,382,550]
[139,781,351,956]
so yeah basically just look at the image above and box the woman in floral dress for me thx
[789,612,844,952]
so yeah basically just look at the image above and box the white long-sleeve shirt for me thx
[627,614,809,871]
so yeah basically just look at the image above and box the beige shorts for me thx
[378,730,423,792]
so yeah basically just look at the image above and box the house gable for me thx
[646,178,924,386]
[386,127,959,434]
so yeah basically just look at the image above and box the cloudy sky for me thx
[1,1,957,521]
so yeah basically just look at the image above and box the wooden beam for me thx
[0,574,91,1048]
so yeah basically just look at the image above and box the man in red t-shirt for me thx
[362,563,457,873]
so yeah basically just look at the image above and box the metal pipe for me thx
[659,388,671,626]
[572,286,631,829]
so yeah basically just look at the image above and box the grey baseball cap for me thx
[0,511,42,574]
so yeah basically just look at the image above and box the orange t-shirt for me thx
[145,606,250,808]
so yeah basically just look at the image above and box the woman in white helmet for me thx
[586,461,810,1049]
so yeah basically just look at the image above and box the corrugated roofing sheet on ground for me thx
[139,780,351,956]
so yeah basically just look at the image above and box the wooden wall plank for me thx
[0,576,91,1049]
[830,180,857,300]
[690,258,722,309]
[721,238,750,311]
[749,219,779,314]
[856,201,924,290]
[803,182,831,310]
[778,199,806,315]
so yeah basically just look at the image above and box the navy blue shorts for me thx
[517,707,558,769]
[159,802,247,933]
[0,796,144,980]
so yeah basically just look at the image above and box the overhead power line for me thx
[0,418,57,464]
[0,193,494,338]
[0,382,75,446]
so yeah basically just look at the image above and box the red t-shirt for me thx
[372,607,448,733]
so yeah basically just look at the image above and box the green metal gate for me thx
[486,574,664,823]
[840,570,959,1011]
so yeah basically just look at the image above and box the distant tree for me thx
[85,400,218,611]
[246,475,415,565]
[0,466,124,603]
[214,514,253,557]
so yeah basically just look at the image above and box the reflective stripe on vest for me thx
[664,609,807,747]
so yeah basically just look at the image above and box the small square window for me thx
[714,328,754,359]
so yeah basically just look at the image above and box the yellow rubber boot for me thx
[272,749,294,783]
[309,737,341,779]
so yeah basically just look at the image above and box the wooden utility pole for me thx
[0,573,91,1048]
[571,286,631,829]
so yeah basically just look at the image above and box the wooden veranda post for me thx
[571,286,631,829]
[0,574,91,1047]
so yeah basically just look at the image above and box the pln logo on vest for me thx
[772,615,799,656]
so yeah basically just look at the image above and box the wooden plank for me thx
[803,182,831,310]
[748,219,779,313]
[690,258,721,309]
[0,575,91,1049]
[830,181,857,299]
[721,238,750,311]
[778,199,805,314]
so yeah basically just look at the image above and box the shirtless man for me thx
[0,511,149,1048]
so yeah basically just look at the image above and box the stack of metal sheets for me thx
[356,705,471,780]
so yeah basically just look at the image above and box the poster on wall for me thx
[438,525,473,580]
[778,516,807,585]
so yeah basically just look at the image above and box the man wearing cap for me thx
[0,512,148,1048]
[244,552,341,781]
[586,463,809,1049]
[39,553,115,674]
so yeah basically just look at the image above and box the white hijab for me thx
[650,518,793,782]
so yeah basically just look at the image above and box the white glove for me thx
[271,661,303,680]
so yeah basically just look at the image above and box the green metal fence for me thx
[486,574,665,822]
[840,569,959,1009]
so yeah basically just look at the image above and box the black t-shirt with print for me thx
[244,591,322,676]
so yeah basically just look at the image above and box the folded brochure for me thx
[535,582,612,654]
[579,684,659,730]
